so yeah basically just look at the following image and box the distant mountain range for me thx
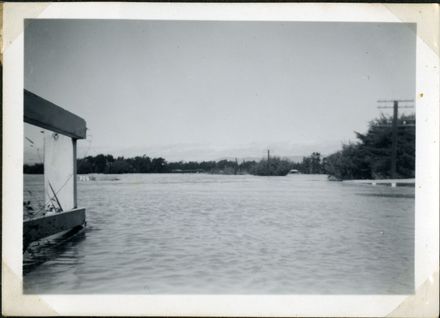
[24,140,344,164]
[215,155,304,163]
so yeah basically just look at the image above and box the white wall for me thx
[44,132,75,211]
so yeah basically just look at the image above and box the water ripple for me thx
[23,174,414,294]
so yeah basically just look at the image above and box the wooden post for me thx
[267,149,270,172]
[73,139,78,208]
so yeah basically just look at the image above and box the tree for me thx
[299,152,324,174]
[93,154,108,173]
[108,160,133,174]
[77,158,94,174]
[324,113,415,180]
[24,163,44,174]
[250,157,291,176]
[151,157,168,173]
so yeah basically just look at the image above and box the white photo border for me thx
[2,2,439,317]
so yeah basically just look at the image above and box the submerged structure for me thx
[23,89,87,251]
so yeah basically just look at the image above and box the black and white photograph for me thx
[2,2,439,317]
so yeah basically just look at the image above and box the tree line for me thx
[23,113,415,180]
[23,153,323,175]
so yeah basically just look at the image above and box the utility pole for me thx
[377,99,414,179]
[266,149,270,173]
[391,101,398,178]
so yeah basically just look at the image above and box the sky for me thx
[24,20,416,163]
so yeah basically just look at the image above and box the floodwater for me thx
[23,174,414,294]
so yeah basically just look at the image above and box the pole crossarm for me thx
[374,125,416,128]
[377,99,414,103]
[378,105,414,109]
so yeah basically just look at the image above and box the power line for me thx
[378,106,414,109]
[377,99,414,103]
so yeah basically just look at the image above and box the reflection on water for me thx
[356,193,415,199]
[23,226,86,274]
[23,174,414,294]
